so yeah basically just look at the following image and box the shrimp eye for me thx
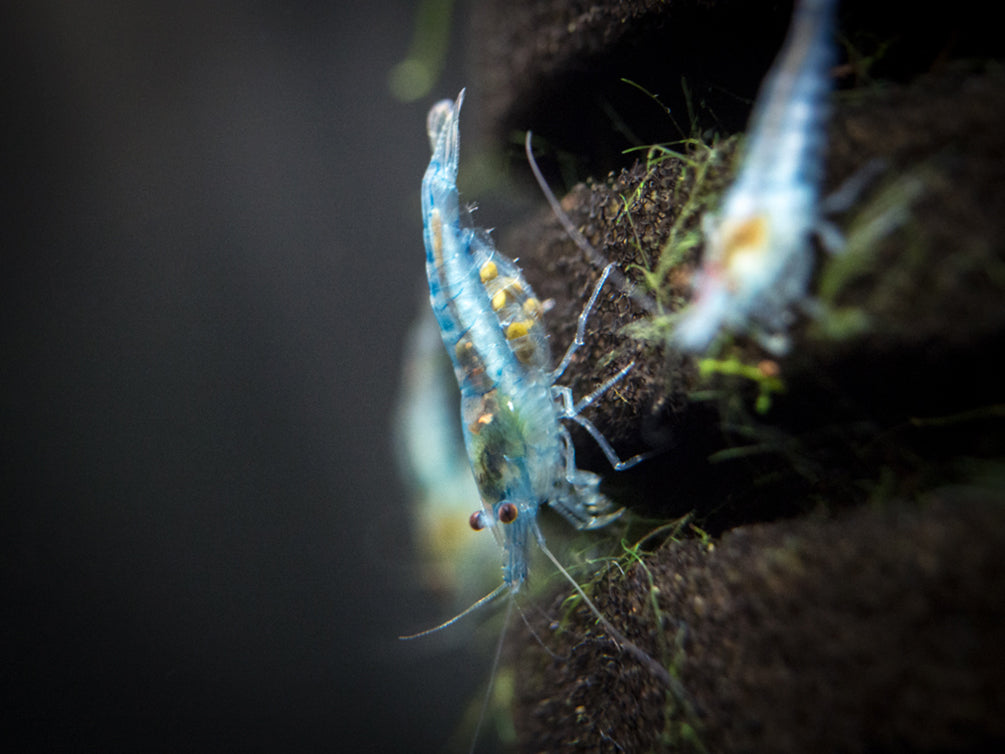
[469,511,486,531]
[497,502,518,524]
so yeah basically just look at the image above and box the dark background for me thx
[2,2,487,750]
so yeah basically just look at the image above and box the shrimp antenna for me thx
[532,521,682,693]
[525,131,656,314]
[467,597,514,754]
[398,582,509,640]
[514,599,568,661]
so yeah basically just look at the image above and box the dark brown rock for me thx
[458,2,1005,751]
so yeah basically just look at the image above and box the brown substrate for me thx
[515,490,1005,752]
[460,1,1005,751]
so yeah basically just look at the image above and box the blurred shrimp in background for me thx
[1,1,473,750]
[394,307,499,608]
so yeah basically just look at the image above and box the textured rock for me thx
[461,1,1005,751]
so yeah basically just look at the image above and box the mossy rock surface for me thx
[461,1,1005,751]
[506,61,1005,525]
[516,490,1005,752]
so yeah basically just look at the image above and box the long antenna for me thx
[532,522,679,691]
[468,597,514,754]
[525,131,657,314]
[398,581,509,640]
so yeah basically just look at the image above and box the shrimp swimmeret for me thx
[404,89,670,688]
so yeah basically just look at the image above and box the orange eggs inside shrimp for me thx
[713,214,771,292]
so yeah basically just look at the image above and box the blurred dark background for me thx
[2,2,483,750]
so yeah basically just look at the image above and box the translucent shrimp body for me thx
[422,90,625,596]
[675,0,838,352]
[394,306,497,605]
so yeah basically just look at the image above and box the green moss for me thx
[697,355,787,415]
[811,163,931,340]
[619,136,740,316]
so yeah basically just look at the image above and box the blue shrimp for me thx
[394,305,497,606]
[674,0,838,353]
[406,89,670,687]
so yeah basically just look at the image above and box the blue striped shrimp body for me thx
[674,0,838,353]
[422,91,624,598]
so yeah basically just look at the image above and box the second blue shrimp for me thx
[674,0,838,353]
